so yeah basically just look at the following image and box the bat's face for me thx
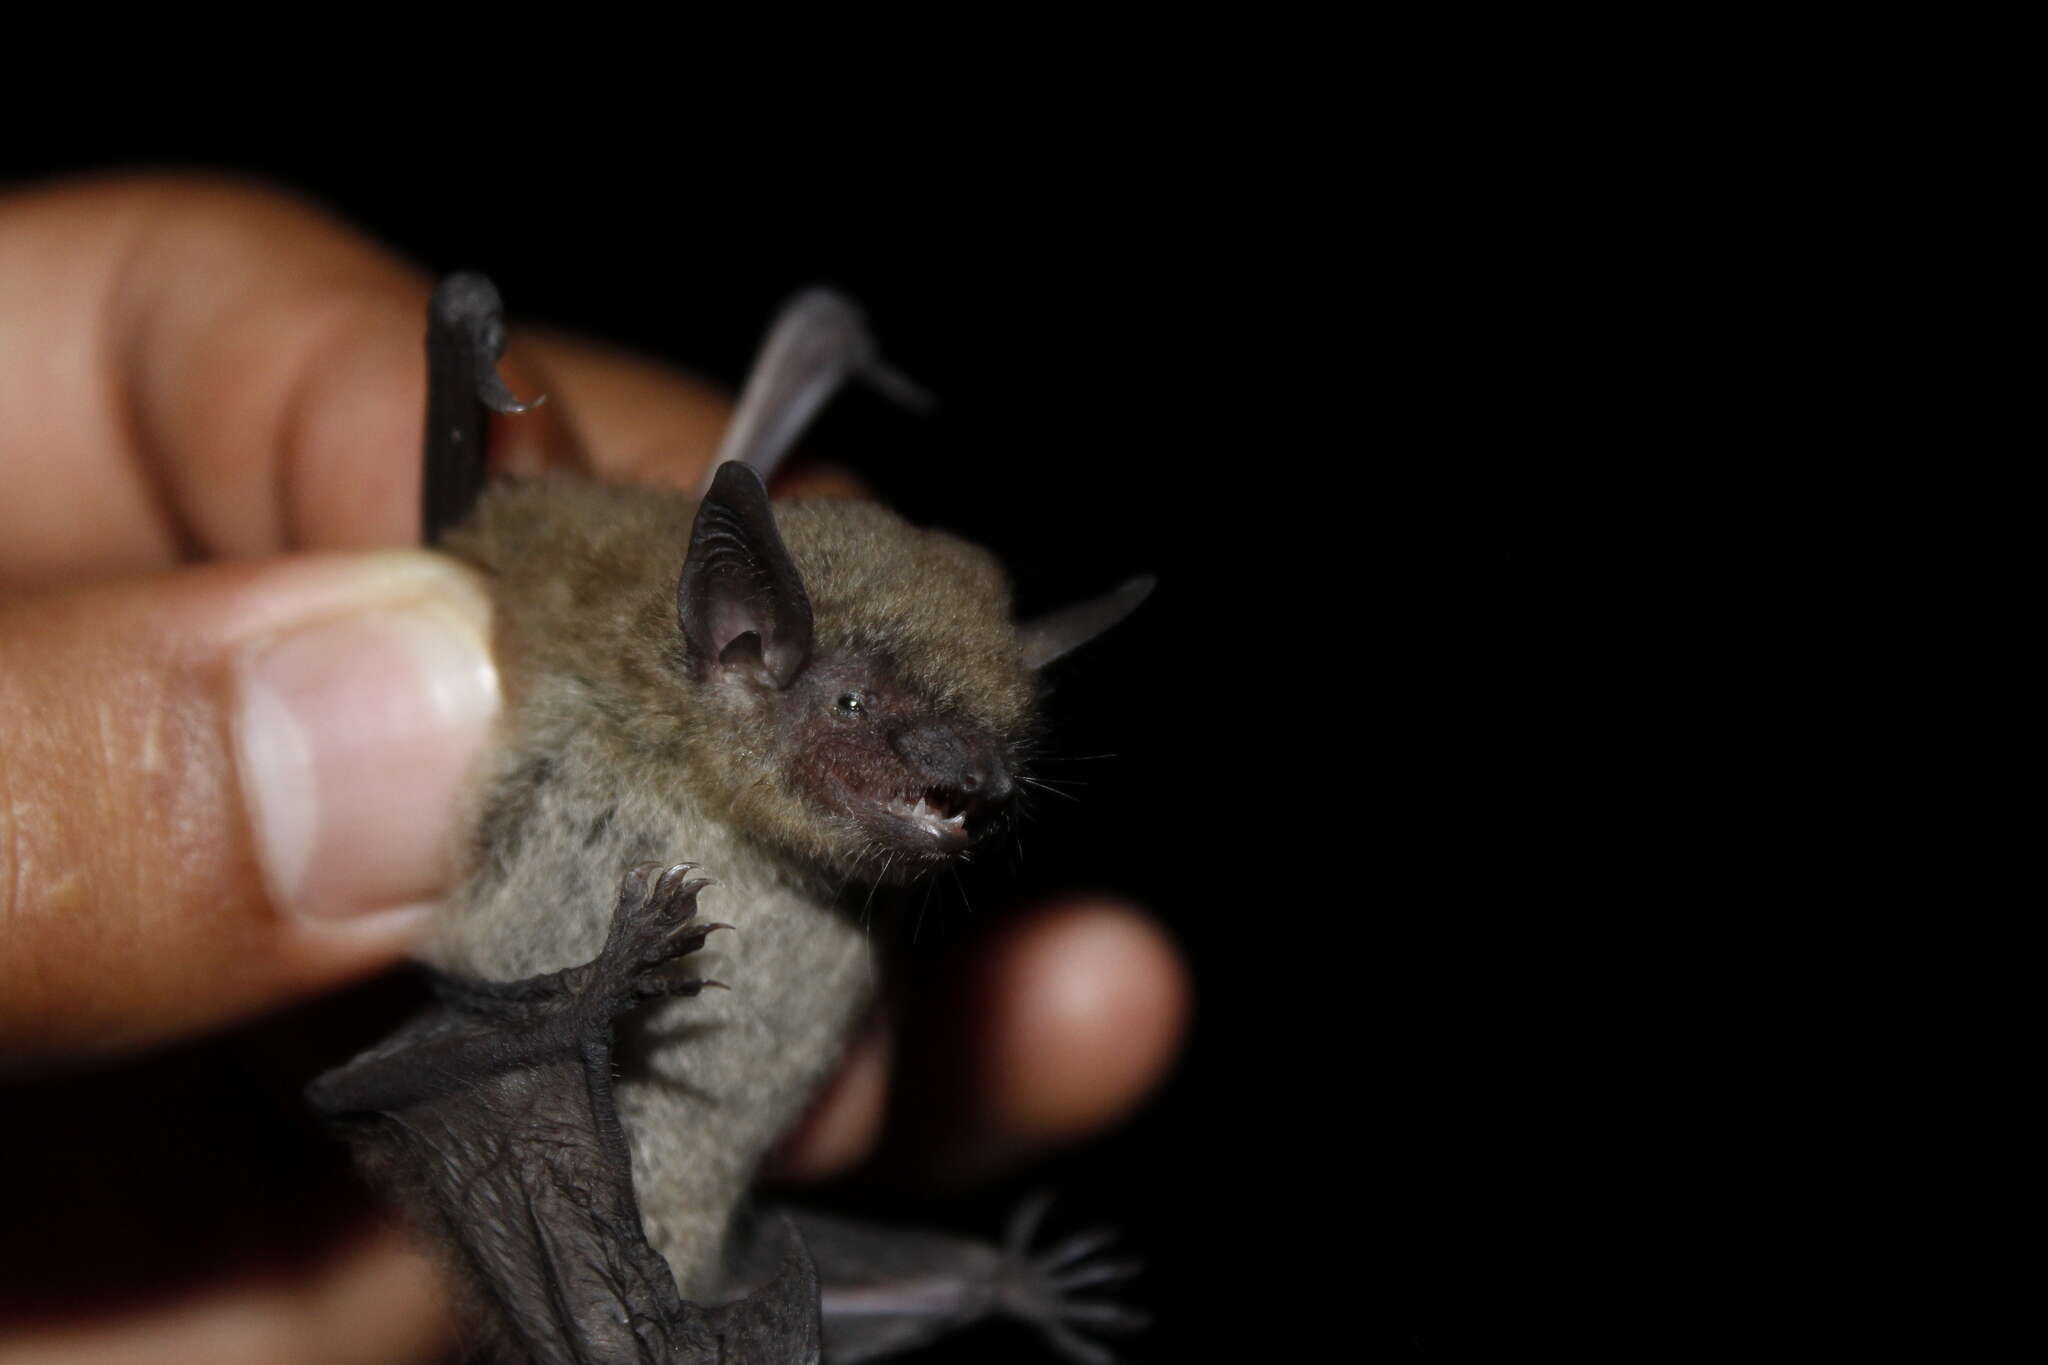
[672,467,1144,885]
[763,647,1021,874]
[676,481,1036,880]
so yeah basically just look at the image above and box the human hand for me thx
[0,176,1186,1364]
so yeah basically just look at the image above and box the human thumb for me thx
[0,551,498,1073]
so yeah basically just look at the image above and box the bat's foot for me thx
[994,1193,1148,1365]
[592,861,732,1009]
[428,861,729,1025]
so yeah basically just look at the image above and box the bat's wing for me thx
[421,274,923,525]
[761,1196,1144,1365]
[421,272,539,545]
[698,289,928,495]
[309,864,822,1365]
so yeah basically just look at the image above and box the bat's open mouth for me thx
[825,759,1009,867]
[880,781,986,853]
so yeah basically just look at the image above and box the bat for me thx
[309,274,1153,1364]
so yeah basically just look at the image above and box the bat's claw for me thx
[632,972,730,1003]
[995,1194,1147,1365]
[595,860,729,1008]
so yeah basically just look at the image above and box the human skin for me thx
[0,176,1188,1365]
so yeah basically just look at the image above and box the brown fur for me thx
[420,473,1037,1296]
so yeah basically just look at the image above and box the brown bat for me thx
[309,274,1153,1364]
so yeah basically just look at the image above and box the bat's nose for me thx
[955,753,1015,805]
[890,722,1014,808]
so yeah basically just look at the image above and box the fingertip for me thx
[272,900,436,991]
[895,899,1187,1184]
[982,899,1190,1141]
[761,1010,895,1184]
[0,554,498,1072]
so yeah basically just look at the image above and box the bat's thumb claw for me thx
[478,374,544,415]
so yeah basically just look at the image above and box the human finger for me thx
[0,176,463,583]
[0,551,499,1072]
[0,176,842,591]
[0,1217,454,1365]
[767,899,1189,1184]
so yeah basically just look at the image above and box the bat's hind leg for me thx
[770,1192,1145,1365]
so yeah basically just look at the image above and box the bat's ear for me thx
[677,463,815,687]
[1016,575,1156,670]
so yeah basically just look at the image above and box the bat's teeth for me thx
[883,787,972,841]
[920,785,969,820]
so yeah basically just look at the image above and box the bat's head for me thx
[676,464,1150,881]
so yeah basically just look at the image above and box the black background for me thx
[3,12,2035,1360]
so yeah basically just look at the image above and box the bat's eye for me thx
[836,692,868,716]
